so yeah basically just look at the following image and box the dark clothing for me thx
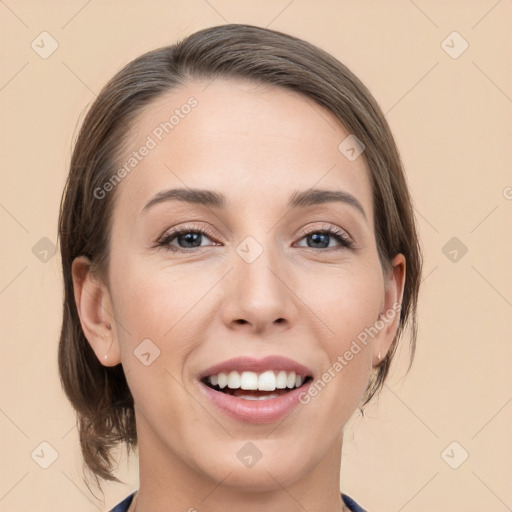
[109,490,368,511]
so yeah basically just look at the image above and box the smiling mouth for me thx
[201,373,314,400]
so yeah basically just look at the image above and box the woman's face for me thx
[77,78,404,494]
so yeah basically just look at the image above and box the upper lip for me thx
[198,355,314,380]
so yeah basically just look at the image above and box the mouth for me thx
[197,355,315,422]
[201,371,314,400]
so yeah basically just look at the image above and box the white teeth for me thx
[218,373,228,389]
[240,371,259,390]
[276,370,288,389]
[205,370,307,391]
[227,371,241,389]
[258,370,276,391]
[238,394,280,400]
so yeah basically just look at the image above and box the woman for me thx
[58,24,422,512]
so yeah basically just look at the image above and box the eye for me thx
[156,223,354,253]
[157,223,219,253]
[295,225,354,251]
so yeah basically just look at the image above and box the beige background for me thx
[1,1,511,510]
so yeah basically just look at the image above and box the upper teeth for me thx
[206,370,304,391]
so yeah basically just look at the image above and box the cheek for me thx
[109,263,202,418]
[109,258,213,382]
[302,277,380,425]
[305,264,382,392]
[110,257,201,338]
[303,262,384,341]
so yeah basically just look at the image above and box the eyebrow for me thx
[141,187,367,220]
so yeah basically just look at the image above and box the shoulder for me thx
[108,491,136,512]
[341,492,368,512]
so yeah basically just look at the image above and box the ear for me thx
[372,253,406,367]
[71,256,121,366]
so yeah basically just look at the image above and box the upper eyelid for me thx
[300,223,352,239]
[160,222,349,237]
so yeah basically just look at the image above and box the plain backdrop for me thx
[1,1,511,511]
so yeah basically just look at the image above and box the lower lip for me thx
[198,380,312,424]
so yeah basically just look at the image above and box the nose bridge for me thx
[238,235,282,294]
[221,227,297,332]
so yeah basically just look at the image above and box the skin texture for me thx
[72,78,405,512]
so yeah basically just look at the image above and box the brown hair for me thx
[58,23,422,489]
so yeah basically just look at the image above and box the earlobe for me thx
[71,256,122,366]
[373,253,406,367]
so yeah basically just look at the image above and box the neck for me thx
[129,414,349,512]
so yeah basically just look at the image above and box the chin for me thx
[201,449,309,491]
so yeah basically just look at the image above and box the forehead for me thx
[112,78,373,223]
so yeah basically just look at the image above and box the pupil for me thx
[309,233,328,248]
[179,232,201,248]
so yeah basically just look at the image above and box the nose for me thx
[220,242,299,335]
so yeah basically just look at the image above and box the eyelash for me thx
[157,223,354,253]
